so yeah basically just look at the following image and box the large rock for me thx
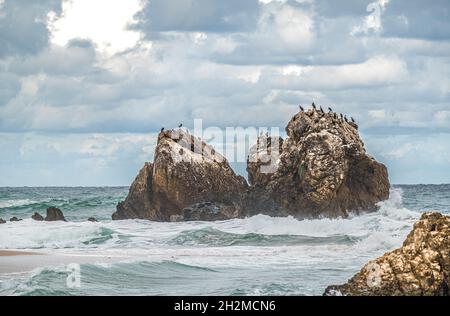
[9,217,22,222]
[324,212,450,296]
[0,218,5,224]
[247,109,390,218]
[113,129,248,221]
[45,207,66,222]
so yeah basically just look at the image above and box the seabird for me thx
[344,116,348,123]
[320,106,324,113]
[351,117,355,123]
[299,105,304,111]
[328,107,333,113]
[340,113,343,120]
[334,113,337,119]
[312,102,316,110]
[161,127,164,132]
[178,123,183,128]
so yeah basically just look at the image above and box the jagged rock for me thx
[247,109,390,218]
[180,202,240,222]
[114,109,390,221]
[113,129,247,221]
[0,218,6,224]
[9,217,22,222]
[32,212,44,221]
[45,207,66,222]
[324,212,450,296]
[87,217,98,222]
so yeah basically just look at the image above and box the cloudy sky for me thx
[0,0,449,186]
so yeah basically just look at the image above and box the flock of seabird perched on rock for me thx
[160,102,358,133]
[299,102,358,129]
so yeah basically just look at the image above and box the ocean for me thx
[0,185,449,296]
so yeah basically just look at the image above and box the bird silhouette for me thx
[161,127,164,132]
[299,105,304,111]
[344,116,348,123]
[320,106,324,113]
[312,102,316,110]
[328,107,333,113]
[340,113,343,120]
[351,117,355,123]
[178,123,183,128]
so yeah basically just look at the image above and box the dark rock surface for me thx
[324,212,449,296]
[113,109,390,221]
[9,217,22,222]
[247,109,390,218]
[87,217,98,222]
[45,207,66,222]
[32,212,44,221]
[0,218,6,224]
[112,129,247,221]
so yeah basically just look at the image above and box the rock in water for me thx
[247,109,390,218]
[45,207,66,222]
[0,218,6,224]
[87,217,98,222]
[9,217,22,222]
[32,212,44,221]
[114,109,390,221]
[324,212,450,296]
[112,129,248,221]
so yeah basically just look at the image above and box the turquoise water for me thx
[0,185,448,296]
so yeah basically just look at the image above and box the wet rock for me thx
[112,129,247,221]
[0,218,6,224]
[45,207,66,222]
[87,217,98,222]
[114,109,390,221]
[246,109,390,218]
[181,202,240,222]
[9,217,22,222]
[32,212,44,221]
[324,212,449,296]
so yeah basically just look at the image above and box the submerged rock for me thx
[247,109,390,218]
[112,129,247,221]
[9,217,22,222]
[45,207,66,222]
[32,212,44,221]
[87,217,98,222]
[0,218,6,224]
[324,212,450,296]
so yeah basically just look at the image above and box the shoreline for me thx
[0,250,43,257]
[0,249,130,274]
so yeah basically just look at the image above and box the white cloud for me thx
[48,0,145,55]
[351,0,390,36]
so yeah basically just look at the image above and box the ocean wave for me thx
[0,260,220,296]
[0,222,120,249]
[0,199,40,209]
[168,227,361,247]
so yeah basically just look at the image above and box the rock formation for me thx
[114,108,390,221]
[247,109,389,218]
[112,129,247,221]
[0,218,5,224]
[9,217,22,222]
[45,207,66,222]
[88,217,98,222]
[324,212,449,296]
[32,212,44,221]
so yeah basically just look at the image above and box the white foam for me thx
[0,199,38,208]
